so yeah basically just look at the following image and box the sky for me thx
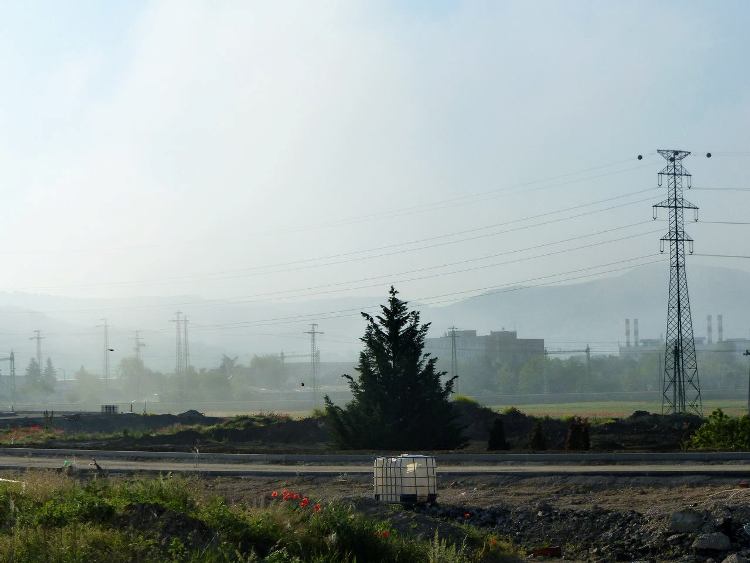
[0,0,748,367]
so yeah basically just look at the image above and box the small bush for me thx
[487,419,510,451]
[528,420,547,451]
[564,417,590,451]
[689,409,750,450]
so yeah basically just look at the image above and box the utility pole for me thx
[304,323,323,409]
[744,350,750,416]
[29,330,44,371]
[134,331,146,399]
[652,149,703,416]
[171,312,184,409]
[171,312,183,376]
[98,319,111,384]
[448,326,460,394]
[0,352,16,412]
[9,351,14,412]
[183,316,190,371]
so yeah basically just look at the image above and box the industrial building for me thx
[425,329,545,370]
[619,315,750,360]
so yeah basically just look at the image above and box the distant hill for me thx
[0,263,746,374]
[421,263,750,351]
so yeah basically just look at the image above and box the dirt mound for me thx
[590,411,702,450]
[452,401,568,449]
[453,402,703,451]
[416,501,750,560]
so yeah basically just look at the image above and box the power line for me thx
[187,254,663,332]
[136,223,658,309]
[12,192,660,302]
[693,253,750,259]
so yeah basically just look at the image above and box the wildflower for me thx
[463,512,471,519]
[313,503,321,512]
[489,538,498,547]
[379,530,390,539]
[271,491,278,498]
[300,498,309,508]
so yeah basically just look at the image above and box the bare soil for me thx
[201,473,750,561]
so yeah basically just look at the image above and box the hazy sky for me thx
[0,0,748,315]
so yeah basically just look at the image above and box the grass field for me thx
[490,400,748,418]
[0,472,514,562]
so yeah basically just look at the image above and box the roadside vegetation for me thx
[688,408,750,450]
[0,472,515,562]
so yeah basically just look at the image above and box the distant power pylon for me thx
[172,312,183,376]
[133,331,146,399]
[133,331,146,362]
[183,317,190,370]
[98,319,111,383]
[29,330,44,369]
[652,149,703,416]
[448,326,459,394]
[304,323,323,408]
[171,312,191,408]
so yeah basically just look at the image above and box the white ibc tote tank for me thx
[373,454,437,504]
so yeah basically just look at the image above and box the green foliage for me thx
[564,416,590,451]
[688,409,750,450]
[453,395,479,405]
[0,473,514,562]
[325,287,465,450]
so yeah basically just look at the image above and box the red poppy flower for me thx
[313,504,321,512]
[463,512,471,519]
[271,491,278,498]
[379,530,390,539]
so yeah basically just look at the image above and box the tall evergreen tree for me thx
[325,287,465,450]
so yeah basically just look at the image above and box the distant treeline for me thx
[0,347,745,409]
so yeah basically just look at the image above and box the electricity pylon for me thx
[652,149,702,416]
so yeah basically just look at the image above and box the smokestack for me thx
[633,318,639,347]
[625,318,631,347]
[718,314,724,342]
[707,315,713,344]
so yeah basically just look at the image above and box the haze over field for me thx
[0,1,748,374]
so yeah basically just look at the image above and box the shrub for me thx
[487,418,510,451]
[564,417,590,451]
[689,409,750,450]
[528,420,547,451]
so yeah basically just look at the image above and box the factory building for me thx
[424,329,545,370]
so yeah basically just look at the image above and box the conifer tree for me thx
[325,287,465,449]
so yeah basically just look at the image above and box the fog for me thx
[0,2,748,396]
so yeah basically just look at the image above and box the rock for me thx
[722,554,748,563]
[668,534,686,544]
[672,509,706,533]
[693,533,731,552]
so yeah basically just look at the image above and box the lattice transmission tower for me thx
[304,323,323,408]
[652,149,702,416]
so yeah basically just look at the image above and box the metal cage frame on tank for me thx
[374,454,437,504]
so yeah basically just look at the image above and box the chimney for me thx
[633,318,639,347]
[718,314,724,342]
[707,315,713,344]
[625,318,631,347]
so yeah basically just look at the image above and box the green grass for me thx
[0,473,516,562]
[490,400,749,418]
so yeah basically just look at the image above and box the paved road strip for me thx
[2,448,750,464]
[0,455,749,477]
